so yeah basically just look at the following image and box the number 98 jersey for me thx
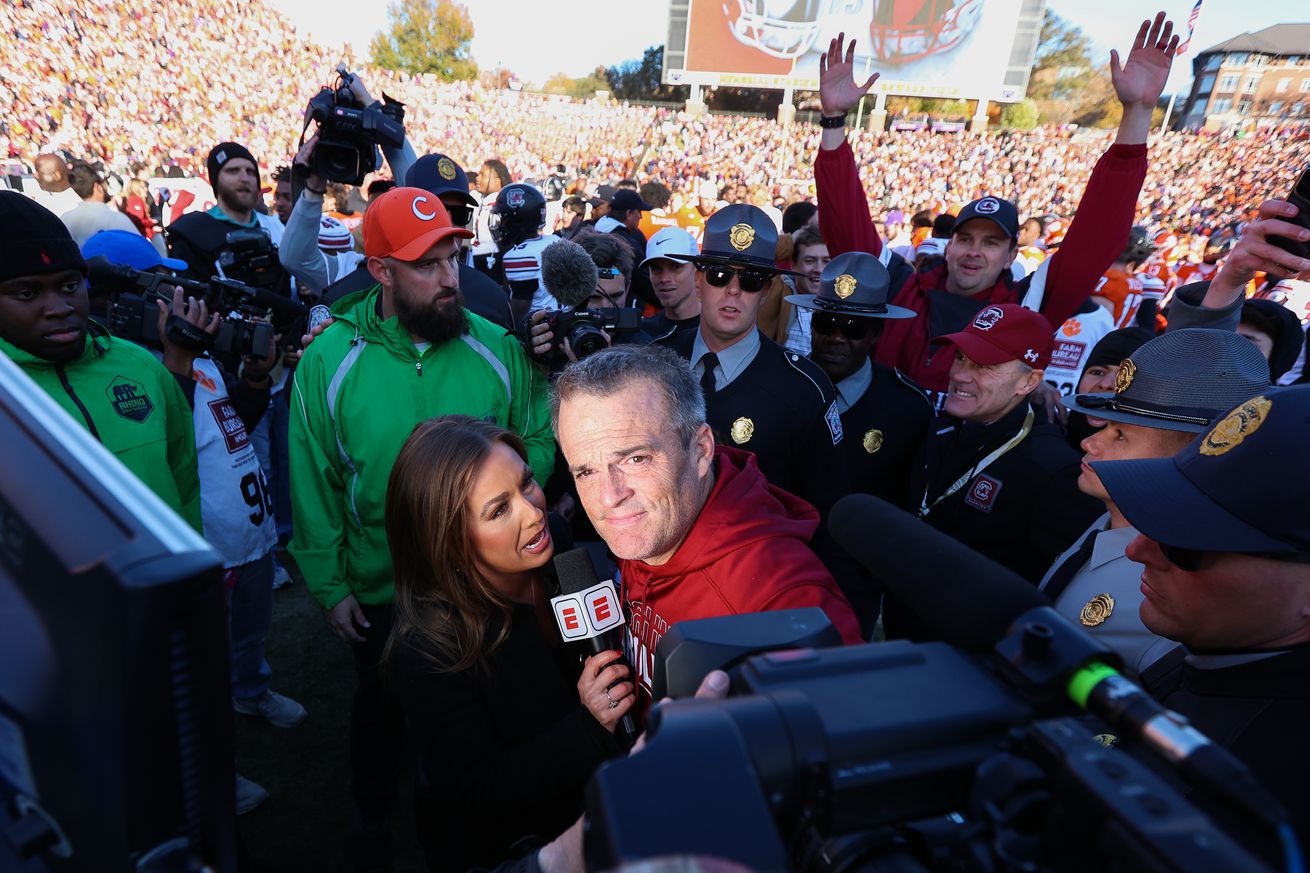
[191,356,278,568]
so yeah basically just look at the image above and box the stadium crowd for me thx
[3,3,1310,873]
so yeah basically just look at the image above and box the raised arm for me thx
[814,33,883,257]
[1039,13,1176,328]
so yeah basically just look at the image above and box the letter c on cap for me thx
[411,195,437,221]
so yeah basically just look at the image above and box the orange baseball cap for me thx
[363,186,473,261]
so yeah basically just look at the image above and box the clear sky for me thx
[263,0,1308,95]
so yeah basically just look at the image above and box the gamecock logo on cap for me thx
[973,306,1004,331]
[975,198,1000,214]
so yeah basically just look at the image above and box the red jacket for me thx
[815,139,1148,393]
[619,446,862,698]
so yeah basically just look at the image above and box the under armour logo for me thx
[1023,349,1039,363]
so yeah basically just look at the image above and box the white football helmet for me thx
[726,0,856,60]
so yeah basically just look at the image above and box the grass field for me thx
[233,555,426,873]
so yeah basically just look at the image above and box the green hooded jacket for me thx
[0,326,202,530]
[289,286,555,610]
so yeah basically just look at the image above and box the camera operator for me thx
[526,229,651,372]
[166,141,285,288]
[1092,383,1310,843]
[552,344,862,706]
[291,140,514,331]
[0,192,201,530]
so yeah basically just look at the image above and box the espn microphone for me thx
[828,493,1292,832]
[540,238,599,309]
[550,548,638,745]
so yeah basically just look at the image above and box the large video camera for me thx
[217,227,282,292]
[539,306,642,362]
[585,496,1299,873]
[304,66,405,185]
[88,256,306,361]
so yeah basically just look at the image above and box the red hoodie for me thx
[619,446,863,700]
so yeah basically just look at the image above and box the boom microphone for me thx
[550,548,639,745]
[540,238,599,310]
[829,493,1294,837]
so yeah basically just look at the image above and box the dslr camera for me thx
[304,66,405,185]
[539,306,642,362]
[88,257,306,361]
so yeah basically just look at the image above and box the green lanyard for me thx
[919,408,1035,518]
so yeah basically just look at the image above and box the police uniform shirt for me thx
[660,327,849,515]
[834,358,933,505]
[910,400,1103,584]
[1039,514,1179,678]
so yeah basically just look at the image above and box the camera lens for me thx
[567,321,608,358]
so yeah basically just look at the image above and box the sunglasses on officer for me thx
[1159,542,1310,572]
[699,264,774,293]
[444,204,475,227]
[811,312,879,341]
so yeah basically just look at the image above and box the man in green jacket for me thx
[0,192,201,530]
[288,186,553,852]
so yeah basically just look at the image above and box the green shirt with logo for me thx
[0,327,202,530]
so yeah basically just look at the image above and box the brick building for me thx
[1178,23,1310,132]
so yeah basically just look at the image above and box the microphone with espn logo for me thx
[550,548,638,745]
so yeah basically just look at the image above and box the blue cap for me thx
[1093,384,1310,554]
[81,229,187,272]
[404,154,477,206]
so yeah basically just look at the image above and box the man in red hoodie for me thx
[552,344,863,696]
[812,14,1179,398]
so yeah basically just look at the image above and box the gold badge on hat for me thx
[1114,358,1136,394]
[863,428,884,454]
[1200,395,1271,457]
[436,157,458,180]
[728,223,756,252]
[834,274,858,299]
[1080,593,1115,627]
[730,417,755,444]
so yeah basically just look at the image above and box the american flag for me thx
[1176,0,1203,56]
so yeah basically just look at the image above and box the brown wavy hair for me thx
[383,415,530,674]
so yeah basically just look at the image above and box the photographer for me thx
[0,192,201,530]
[166,140,286,298]
[526,228,650,372]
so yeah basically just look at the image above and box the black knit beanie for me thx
[206,141,258,184]
[0,191,87,283]
[1084,327,1154,371]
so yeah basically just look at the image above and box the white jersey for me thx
[1044,306,1116,396]
[191,357,277,568]
[500,233,561,311]
[470,193,497,257]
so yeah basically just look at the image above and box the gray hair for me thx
[550,345,707,447]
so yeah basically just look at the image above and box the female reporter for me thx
[383,416,633,873]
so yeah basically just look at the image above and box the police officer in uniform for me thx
[1092,383,1310,844]
[905,304,1102,596]
[1043,329,1270,682]
[788,252,932,505]
[657,204,849,517]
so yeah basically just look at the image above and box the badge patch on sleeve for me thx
[964,474,1002,512]
[825,402,843,444]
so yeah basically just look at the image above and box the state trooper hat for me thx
[668,204,801,275]
[1068,329,1271,433]
[1094,383,1310,554]
[405,154,478,206]
[785,251,915,319]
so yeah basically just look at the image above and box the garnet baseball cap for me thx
[1093,384,1310,554]
[404,153,477,206]
[933,303,1053,369]
[639,227,699,268]
[953,196,1019,242]
[363,186,473,261]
